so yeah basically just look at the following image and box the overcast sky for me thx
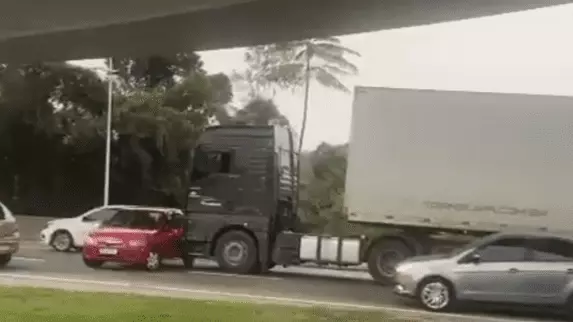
[74,3,573,150]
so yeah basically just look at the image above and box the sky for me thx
[74,3,573,151]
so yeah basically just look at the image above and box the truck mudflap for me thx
[272,231,363,266]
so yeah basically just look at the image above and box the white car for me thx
[40,205,126,252]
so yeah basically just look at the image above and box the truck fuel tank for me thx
[272,231,362,266]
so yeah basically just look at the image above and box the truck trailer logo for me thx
[424,201,548,217]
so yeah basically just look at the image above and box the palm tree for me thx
[263,37,360,181]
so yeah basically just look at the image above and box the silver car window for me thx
[476,237,528,262]
[527,237,573,262]
[85,209,118,222]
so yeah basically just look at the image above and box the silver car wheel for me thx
[52,232,72,251]
[420,281,450,310]
[146,252,160,271]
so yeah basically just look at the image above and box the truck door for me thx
[188,147,239,214]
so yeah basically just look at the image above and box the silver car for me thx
[393,231,573,317]
[0,201,19,267]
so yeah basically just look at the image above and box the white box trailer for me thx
[345,86,573,234]
[336,86,573,283]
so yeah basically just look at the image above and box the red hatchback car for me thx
[82,206,187,271]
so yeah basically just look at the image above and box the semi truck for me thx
[182,86,573,285]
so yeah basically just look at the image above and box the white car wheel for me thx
[419,279,453,311]
[51,231,73,252]
[145,252,161,271]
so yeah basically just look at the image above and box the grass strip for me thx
[0,285,417,321]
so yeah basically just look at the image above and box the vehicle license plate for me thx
[98,248,118,255]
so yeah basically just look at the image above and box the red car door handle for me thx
[508,268,519,273]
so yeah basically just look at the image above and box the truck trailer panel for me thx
[345,87,573,233]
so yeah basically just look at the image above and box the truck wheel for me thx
[215,230,258,274]
[367,239,413,285]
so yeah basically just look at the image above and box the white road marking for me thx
[188,271,283,281]
[0,272,533,322]
[13,257,45,262]
[0,273,131,287]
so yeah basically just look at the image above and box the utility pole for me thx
[103,57,114,206]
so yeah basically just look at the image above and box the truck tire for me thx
[215,230,258,274]
[367,239,413,285]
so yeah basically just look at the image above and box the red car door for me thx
[152,214,184,259]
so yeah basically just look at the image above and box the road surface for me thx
[1,241,564,322]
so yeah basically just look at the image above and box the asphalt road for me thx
[3,242,565,322]
[7,215,569,321]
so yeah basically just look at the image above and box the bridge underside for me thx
[0,0,571,63]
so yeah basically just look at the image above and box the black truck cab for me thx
[183,124,299,273]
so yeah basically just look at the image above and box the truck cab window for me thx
[219,152,231,173]
[192,150,232,181]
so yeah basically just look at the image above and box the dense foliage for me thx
[0,55,231,216]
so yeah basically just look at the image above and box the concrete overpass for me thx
[0,0,572,63]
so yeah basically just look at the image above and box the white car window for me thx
[102,210,134,227]
[85,209,118,222]
[0,202,14,221]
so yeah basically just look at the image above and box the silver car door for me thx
[453,237,528,303]
[516,237,573,305]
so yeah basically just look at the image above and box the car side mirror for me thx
[468,253,481,264]
[82,216,96,222]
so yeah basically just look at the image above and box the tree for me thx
[298,143,348,234]
[231,45,298,100]
[0,53,233,216]
[113,53,204,90]
[0,62,109,214]
[234,98,289,126]
[243,37,359,180]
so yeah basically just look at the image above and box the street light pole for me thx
[103,57,114,206]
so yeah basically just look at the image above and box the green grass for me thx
[0,286,414,322]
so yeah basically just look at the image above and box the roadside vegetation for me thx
[0,286,414,322]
